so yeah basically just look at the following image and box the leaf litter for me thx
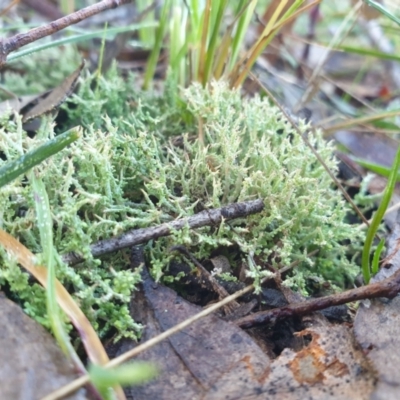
[105,247,381,400]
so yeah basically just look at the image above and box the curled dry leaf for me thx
[22,60,85,122]
[0,94,37,117]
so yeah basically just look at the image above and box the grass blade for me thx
[0,127,81,188]
[8,22,157,63]
[362,145,400,283]
[364,0,400,26]
[89,362,158,398]
[351,156,400,181]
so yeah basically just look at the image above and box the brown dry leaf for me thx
[0,228,128,400]
[0,295,85,400]
[353,0,382,20]
[21,60,85,122]
[0,229,126,399]
[354,211,400,400]
[0,228,111,366]
[108,265,272,400]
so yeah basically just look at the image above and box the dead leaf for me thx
[108,262,272,399]
[108,249,375,399]
[353,0,382,20]
[0,295,86,400]
[334,130,400,228]
[21,60,85,122]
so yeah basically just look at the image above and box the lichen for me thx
[0,64,364,339]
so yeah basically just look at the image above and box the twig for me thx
[235,268,400,329]
[62,199,264,265]
[0,0,133,68]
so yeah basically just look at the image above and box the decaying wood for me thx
[62,198,265,265]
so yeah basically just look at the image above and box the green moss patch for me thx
[0,66,363,340]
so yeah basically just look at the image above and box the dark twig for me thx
[0,0,133,68]
[235,268,400,329]
[62,199,264,265]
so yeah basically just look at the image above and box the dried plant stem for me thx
[0,0,133,67]
[62,199,264,265]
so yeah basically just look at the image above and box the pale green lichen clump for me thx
[0,65,363,339]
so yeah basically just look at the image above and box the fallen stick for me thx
[62,198,264,265]
[235,267,400,329]
[0,0,133,67]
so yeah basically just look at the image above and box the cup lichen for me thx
[0,65,363,340]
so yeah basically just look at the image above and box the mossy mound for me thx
[0,65,363,339]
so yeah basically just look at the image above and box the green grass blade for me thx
[0,127,81,188]
[170,5,188,86]
[229,0,258,70]
[202,0,228,85]
[143,0,171,89]
[89,362,158,398]
[338,44,400,63]
[8,22,158,63]
[29,172,74,358]
[372,238,385,275]
[362,145,400,283]
[351,156,400,181]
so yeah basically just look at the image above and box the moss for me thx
[0,64,364,339]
